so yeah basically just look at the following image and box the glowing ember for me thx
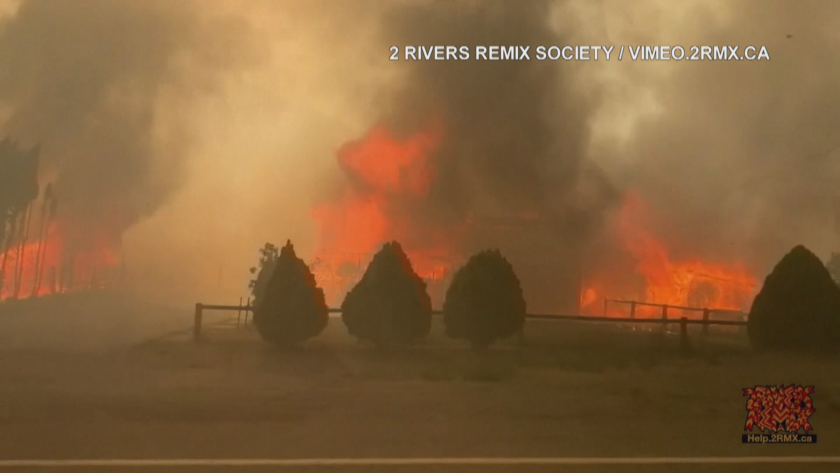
[580,192,758,317]
[310,121,461,305]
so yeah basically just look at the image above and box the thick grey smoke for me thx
[319,0,840,310]
[4,0,833,308]
[322,0,619,310]
[0,0,256,250]
[599,0,840,274]
[381,0,617,240]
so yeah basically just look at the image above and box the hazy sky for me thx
[1,0,838,305]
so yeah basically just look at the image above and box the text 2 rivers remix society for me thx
[390,45,771,61]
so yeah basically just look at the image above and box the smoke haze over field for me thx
[0,0,259,252]
[1,0,839,306]
[590,0,840,273]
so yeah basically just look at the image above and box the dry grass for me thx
[2,311,840,460]
[133,317,828,391]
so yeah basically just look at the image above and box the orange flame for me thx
[581,192,757,317]
[311,124,758,316]
[1,219,121,301]
[311,121,461,305]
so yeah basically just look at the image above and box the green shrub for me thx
[253,240,328,347]
[443,249,526,351]
[341,241,432,348]
[748,245,840,352]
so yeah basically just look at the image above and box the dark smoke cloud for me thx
[0,0,257,250]
[604,0,840,272]
[380,0,618,240]
[323,0,620,311]
[298,0,840,310]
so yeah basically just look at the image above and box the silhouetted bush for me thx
[827,252,840,284]
[748,245,840,352]
[249,242,279,311]
[253,240,328,347]
[341,241,432,348]
[443,249,526,351]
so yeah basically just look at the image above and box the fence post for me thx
[194,303,203,340]
[245,297,252,324]
[630,301,636,319]
[679,316,690,356]
[237,296,243,324]
[702,309,710,336]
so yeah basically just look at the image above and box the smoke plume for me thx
[3,0,838,308]
[312,0,619,310]
[379,0,618,244]
[312,0,840,310]
[590,0,840,273]
[0,0,256,252]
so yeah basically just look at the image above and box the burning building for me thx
[306,1,617,313]
[579,191,758,318]
[301,1,769,317]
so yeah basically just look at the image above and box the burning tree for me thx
[341,241,432,349]
[748,245,840,352]
[0,139,42,300]
[30,184,58,297]
[252,240,328,347]
[248,242,279,311]
[443,249,526,352]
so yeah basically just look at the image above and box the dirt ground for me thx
[1,301,839,471]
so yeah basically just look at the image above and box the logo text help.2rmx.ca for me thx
[742,385,817,444]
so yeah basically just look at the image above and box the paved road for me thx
[1,419,836,473]
[2,458,840,473]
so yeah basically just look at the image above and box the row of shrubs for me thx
[251,240,526,351]
[250,240,840,354]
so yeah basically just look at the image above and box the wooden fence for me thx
[193,298,748,347]
[603,298,747,335]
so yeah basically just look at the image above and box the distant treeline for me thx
[0,139,58,300]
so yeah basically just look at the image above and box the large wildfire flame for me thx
[310,122,464,305]
[0,215,121,301]
[311,123,759,315]
[580,192,758,317]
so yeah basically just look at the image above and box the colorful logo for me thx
[742,385,817,444]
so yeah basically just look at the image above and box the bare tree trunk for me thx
[30,212,46,297]
[0,217,8,297]
[11,210,25,299]
[33,228,50,296]
[31,206,52,297]
[13,203,33,299]
[0,213,18,297]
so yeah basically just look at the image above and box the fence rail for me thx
[602,298,747,335]
[192,300,748,342]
